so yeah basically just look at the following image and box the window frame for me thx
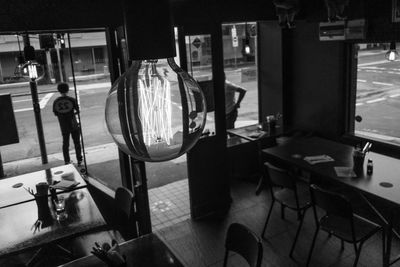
[342,42,400,159]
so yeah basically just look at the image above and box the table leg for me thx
[385,216,393,267]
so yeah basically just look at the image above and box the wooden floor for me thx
[156,179,400,267]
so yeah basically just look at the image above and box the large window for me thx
[222,22,258,129]
[353,43,400,146]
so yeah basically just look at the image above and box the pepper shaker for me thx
[367,159,373,175]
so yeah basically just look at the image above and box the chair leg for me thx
[290,209,306,258]
[281,204,285,220]
[223,250,229,267]
[306,226,319,267]
[382,230,386,266]
[297,210,302,220]
[262,199,275,238]
[353,242,364,267]
[255,175,265,195]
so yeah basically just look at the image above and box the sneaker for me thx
[65,161,73,165]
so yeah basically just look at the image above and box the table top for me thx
[262,136,400,206]
[0,164,86,209]
[60,233,185,267]
[0,187,106,257]
[228,124,281,142]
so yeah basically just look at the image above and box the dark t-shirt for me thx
[53,95,79,133]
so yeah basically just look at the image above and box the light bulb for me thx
[105,58,207,162]
[386,50,399,61]
[244,45,251,55]
[385,42,399,61]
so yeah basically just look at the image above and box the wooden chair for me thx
[306,184,383,267]
[224,223,263,267]
[71,187,137,257]
[261,162,311,258]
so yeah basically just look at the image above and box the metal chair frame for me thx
[261,162,311,258]
[306,184,383,267]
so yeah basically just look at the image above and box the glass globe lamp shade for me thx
[105,58,207,162]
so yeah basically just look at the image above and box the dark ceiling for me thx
[0,0,392,34]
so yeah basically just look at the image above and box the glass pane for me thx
[145,28,191,231]
[222,22,258,130]
[185,34,215,134]
[355,42,400,146]
[0,34,67,176]
[66,32,122,190]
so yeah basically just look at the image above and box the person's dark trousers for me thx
[226,108,238,130]
[62,129,83,164]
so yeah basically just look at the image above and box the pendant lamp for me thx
[385,41,399,61]
[105,0,207,162]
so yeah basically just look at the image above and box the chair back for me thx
[224,223,263,267]
[264,162,296,189]
[310,184,353,219]
[114,187,137,238]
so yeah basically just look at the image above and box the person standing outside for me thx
[224,73,247,129]
[53,82,83,165]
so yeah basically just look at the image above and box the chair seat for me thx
[320,214,381,242]
[70,229,124,257]
[274,181,310,210]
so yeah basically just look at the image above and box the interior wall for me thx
[258,22,284,124]
[288,21,346,138]
[258,21,346,138]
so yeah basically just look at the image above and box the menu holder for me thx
[334,166,357,178]
[50,180,80,190]
[304,154,334,165]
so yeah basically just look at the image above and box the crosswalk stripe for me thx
[366,98,386,104]
[372,81,393,86]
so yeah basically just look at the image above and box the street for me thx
[356,49,400,145]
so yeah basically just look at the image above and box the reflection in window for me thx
[353,42,400,146]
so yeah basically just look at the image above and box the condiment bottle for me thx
[367,159,373,175]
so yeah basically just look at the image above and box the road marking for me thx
[39,93,54,109]
[365,70,383,73]
[75,82,111,91]
[366,98,386,104]
[14,107,33,113]
[357,79,367,83]
[372,81,393,86]
[14,93,53,112]
[361,66,387,70]
[358,60,390,67]
[356,103,364,106]
[390,94,400,98]
[13,98,32,103]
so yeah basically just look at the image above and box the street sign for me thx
[192,37,201,49]
[231,26,238,47]
[232,36,238,47]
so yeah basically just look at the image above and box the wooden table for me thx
[0,164,86,209]
[60,233,185,267]
[0,187,106,258]
[262,136,400,266]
